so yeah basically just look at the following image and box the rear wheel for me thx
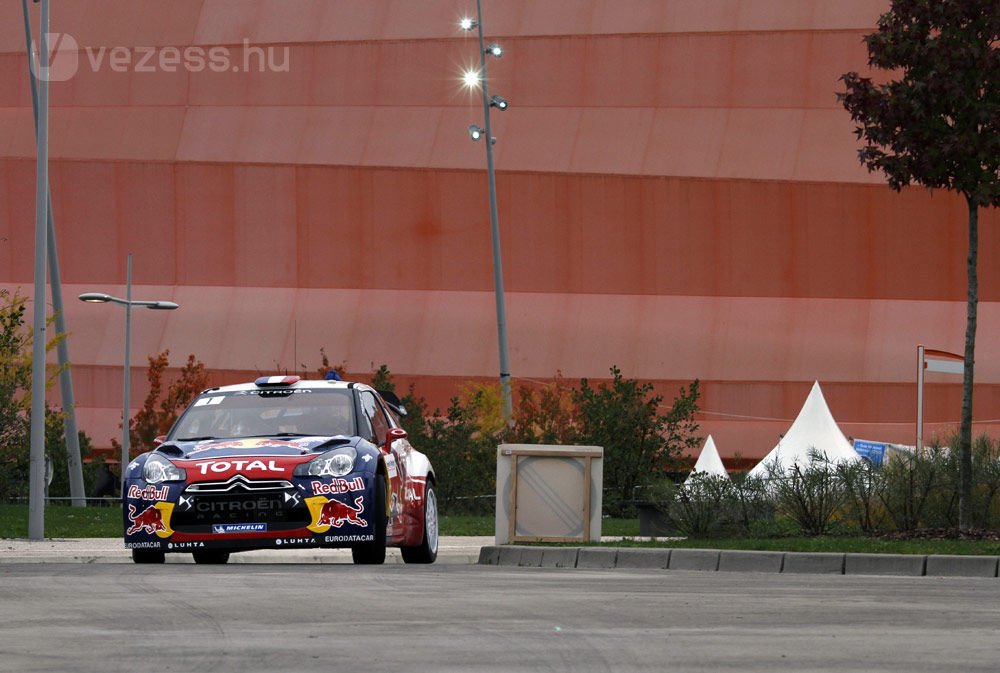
[352,473,387,565]
[401,482,438,564]
[131,549,165,564]
[192,550,230,564]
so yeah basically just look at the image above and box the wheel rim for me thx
[425,488,439,554]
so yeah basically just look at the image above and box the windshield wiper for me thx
[175,436,216,442]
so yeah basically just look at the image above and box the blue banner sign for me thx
[853,439,887,465]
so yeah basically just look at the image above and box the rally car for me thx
[123,375,438,565]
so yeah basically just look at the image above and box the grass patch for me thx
[0,503,122,538]
[439,515,494,536]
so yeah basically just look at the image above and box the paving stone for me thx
[667,548,719,571]
[844,553,926,576]
[541,548,579,568]
[576,548,618,569]
[516,546,546,567]
[615,548,670,569]
[477,546,501,566]
[925,554,998,578]
[496,546,523,566]
[718,550,784,573]
[782,552,845,575]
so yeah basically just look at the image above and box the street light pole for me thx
[21,0,86,507]
[122,254,134,488]
[79,254,179,493]
[464,0,513,426]
[28,0,50,540]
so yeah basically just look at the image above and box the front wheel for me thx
[401,482,438,564]
[352,473,387,565]
[193,550,230,564]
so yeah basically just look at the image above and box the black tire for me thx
[131,549,165,564]
[193,550,231,564]
[401,482,438,564]
[352,473,387,565]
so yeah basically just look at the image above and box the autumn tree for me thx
[113,350,210,456]
[839,1,1000,530]
[511,375,578,445]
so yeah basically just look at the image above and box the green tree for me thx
[423,395,498,515]
[0,289,88,500]
[370,363,432,441]
[574,367,700,516]
[839,1,1000,530]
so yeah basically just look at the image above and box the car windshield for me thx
[168,388,356,441]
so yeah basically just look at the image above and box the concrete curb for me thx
[0,537,492,565]
[479,546,1000,578]
[6,538,1000,577]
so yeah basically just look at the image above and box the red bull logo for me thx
[127,504,166,535]
[127,484,169,501]
[315,496,367,529]
[311,477,364,496]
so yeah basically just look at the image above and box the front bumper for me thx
[123,473,377,552]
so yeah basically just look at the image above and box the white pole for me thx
[917,344,925,455]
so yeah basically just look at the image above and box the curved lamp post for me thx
[461,1,513,425]
[79,255,178,492]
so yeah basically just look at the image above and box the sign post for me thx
[916,345,964,454]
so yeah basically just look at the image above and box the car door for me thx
[359,390,406,535]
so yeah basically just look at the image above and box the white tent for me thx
[684,434,729,485]
[748,381,860,478]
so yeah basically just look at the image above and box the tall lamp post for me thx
[27,0,50,540]
[79,254,179,492]
[461,1,513,425]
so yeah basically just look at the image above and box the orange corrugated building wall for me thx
[2,0,999,461]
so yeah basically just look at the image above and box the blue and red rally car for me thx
[123,376,438,564]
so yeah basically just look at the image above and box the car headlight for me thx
[294,447,357,478]
[143,454,186,484]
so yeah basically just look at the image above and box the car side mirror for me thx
[385,427,407,450]
[153,435,166,447]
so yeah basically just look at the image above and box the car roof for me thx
[198,377,369,395]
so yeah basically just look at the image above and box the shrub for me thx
[656,474,731,536]
[575,368,700,516]
[839,459,886,533]
[722,471,774,535]
[877,445,947,531]
[971,435,1000,529]
[766,450,848,536]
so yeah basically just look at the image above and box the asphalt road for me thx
[1,564,998,673]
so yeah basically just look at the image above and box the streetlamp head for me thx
[459,17,477,31]
[79,293,112,303]
[462,68,481,89]
[148,301,179,311]
[490,95,509,111]
[486,43,503,58]
[468,124,484,141]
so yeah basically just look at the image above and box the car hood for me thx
[158,435,359,460]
